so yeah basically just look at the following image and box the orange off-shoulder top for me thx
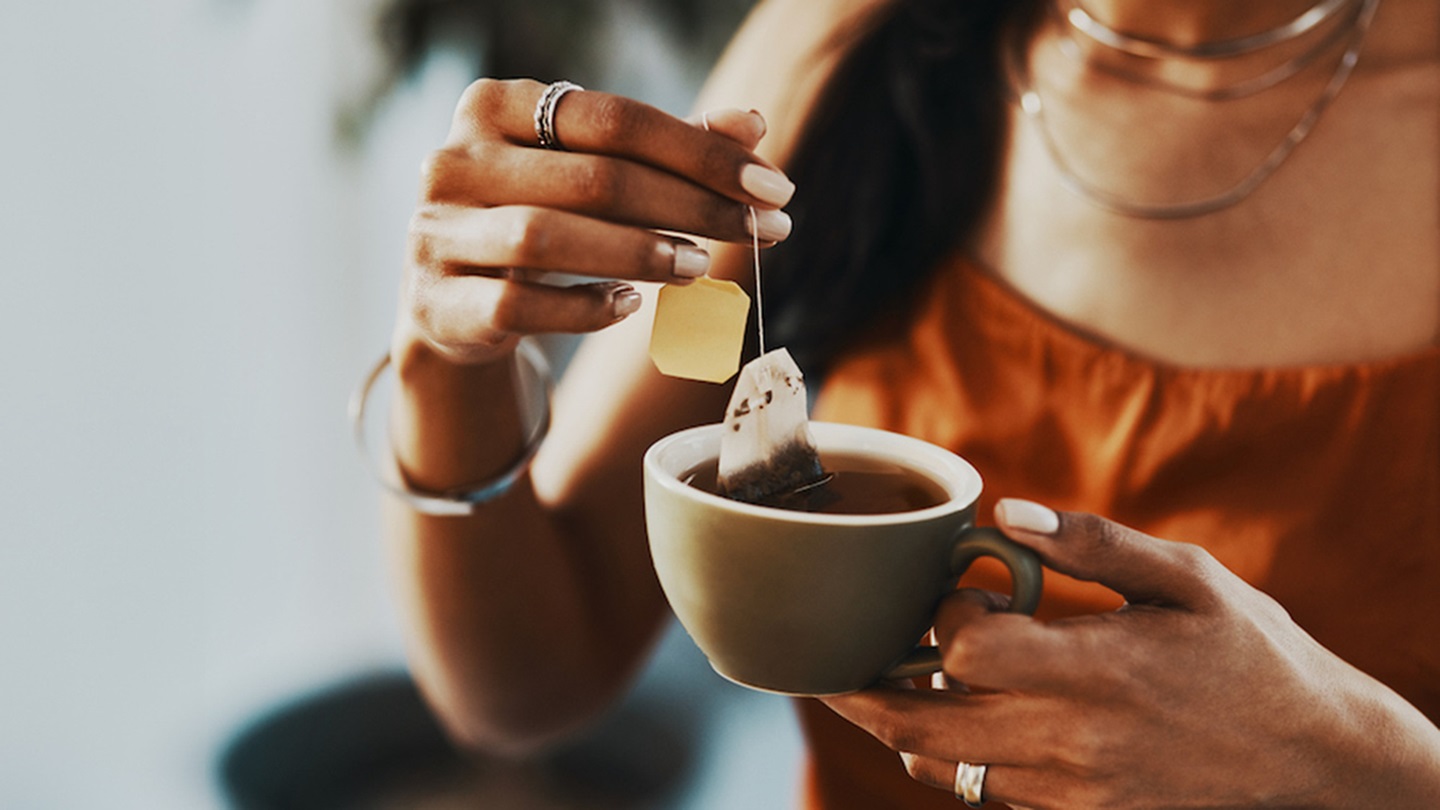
[801,257,1440,809]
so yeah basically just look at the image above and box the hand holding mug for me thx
[822,504,1440,809]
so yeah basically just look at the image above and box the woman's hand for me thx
[821,500,1440,810]
[398,78,795,365]
[382,83,797,747]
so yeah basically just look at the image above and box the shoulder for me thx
[694,0,896,168]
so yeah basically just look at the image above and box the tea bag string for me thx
[701,114,713,262]
[703,114,766,356]
[749,206,766,356]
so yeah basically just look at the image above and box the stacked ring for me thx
[534,80,583,150]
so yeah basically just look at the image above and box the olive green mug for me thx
[643,421,1043,696]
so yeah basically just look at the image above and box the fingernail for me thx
[672,244,710,278]
[700,108,765,140]
[745,207,792,242]
[996,498,1059,536]
[612,285,641,318]
[740,163,795,207]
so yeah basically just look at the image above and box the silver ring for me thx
[955,761,987,807]
[534,80,583,150]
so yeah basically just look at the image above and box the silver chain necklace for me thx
[1053,0,1358,101]
[1012,0,1380,220]
[1065,0,1355,60]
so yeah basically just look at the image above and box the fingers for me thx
[411,273,641,354]
[687,107,767,151]
[407,79,794,358]
[932,590,1086,691]
[819,687,1051,766]
[898,754,1080,810]
[995,499,1225,610]
[422,145,790,245]
[450,79,794,209]
[899,753,1016,806]
[826,678,1113,809]
[409,204,710,284]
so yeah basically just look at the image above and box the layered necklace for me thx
[1011,0,1382,219]
[1065,0,1355,60]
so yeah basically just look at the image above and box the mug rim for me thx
[643,421,983,527]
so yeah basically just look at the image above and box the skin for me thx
[382,0,1440,803]
[825,501,1440,808]
[980,0,1440,367]
[387,94,781,751]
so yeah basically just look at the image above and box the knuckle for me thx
[637,239,673,280]
[729,199,751,235]
[588,93,641,146]
[408,231,438,271]
[1173,540,1213,570]
[417,149,466,203]
[406,211,437,265]
[1050,713,1109,780]
[1220,579,1292,631]
[457,77,509,121]
[1084,516,1126,554]
[870,714,917,753]
[1252,588,1294,625]
[1073,732,1108,779]
[494,207,553,267]
[1053,730,1133,810]
[568,158,625,208]
[485,285,526,335]
[702,196,747,239]
[580,286,624,331]
[698,140,742,186]
[941,633,982,679]
[408,285,439,335]
[1173,542,1225,590]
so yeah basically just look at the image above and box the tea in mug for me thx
[683,451,948,515]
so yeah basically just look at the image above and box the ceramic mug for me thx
[643,421,1043,696]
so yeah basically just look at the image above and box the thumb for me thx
[993,498,1222,609]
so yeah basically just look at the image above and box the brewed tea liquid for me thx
[684,451,948,515]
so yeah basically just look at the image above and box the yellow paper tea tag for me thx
[649,276,751,383]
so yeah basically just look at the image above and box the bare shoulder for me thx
[695,0,894,166]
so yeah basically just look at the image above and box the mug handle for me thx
[884,527,1044,680]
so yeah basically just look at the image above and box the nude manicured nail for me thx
[747,109,767,139]
[612,285,641,318]
[672,244,710,278]
[997,498,1060,536]
[700,108,765,141]
[745,208,793,242]
[740,164,795,207]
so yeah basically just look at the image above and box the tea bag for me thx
[718,347,826,504]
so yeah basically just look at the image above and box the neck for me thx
[1073,0,1331,49]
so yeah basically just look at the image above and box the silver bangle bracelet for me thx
[348,340,554,516]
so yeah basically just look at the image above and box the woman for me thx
[377,0,1440,806]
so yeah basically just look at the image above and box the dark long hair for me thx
[763,0,1039,375]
